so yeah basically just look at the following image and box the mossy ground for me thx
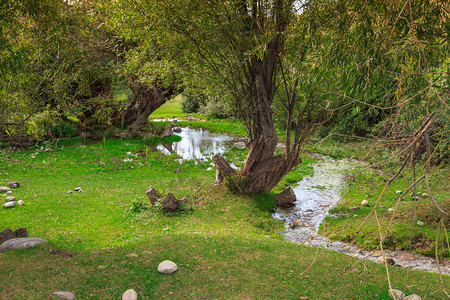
[0,100,448,299]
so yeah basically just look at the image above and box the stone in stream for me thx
[234,142,246,150]
[0,237,48,252]
[4,201,16,208]
[404,295,421,300]
[8,182,20,188]
[361,200,369,206]
[0,186,11,192]
[389,289,405,299]
[0,228,14,243]
[157,260,178,274]
[381,257,395,265]
[13,227,28,238]
[122,289,138,300]
[274,187,296,208]
[17,200,24,205]
[5,196,15,202]
[173,127,182,133]
[51,291,76,299]
[145,187,162,205]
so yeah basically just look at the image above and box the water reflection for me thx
[156,127,242,160]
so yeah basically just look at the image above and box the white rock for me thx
[395,190,402,194]
[4,201,15,208]
[421,193,429,198]
[74,187,83,192]
[404,295,421,300]
[0,186,11,192]
[417,221,424,226]
[5,196,15,202]
[157,260,178,274]
[67,190,74,194]
[234,142,246,150]
[6,191,13,195]
[17,200,24,205]
[361,200,369,206]
[389,289,405,299]
[388,208,395,212]
[122,289,138,300]
[51,291,76,299]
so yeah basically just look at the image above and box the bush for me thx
[181,89,202,113]
[50,122,79,138]
[199,96,233,119]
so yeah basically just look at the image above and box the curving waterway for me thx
[157,125,449,274]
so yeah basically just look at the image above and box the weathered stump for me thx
[146,187,162,205]
[163,193,180,212]
[212,154,236,185]
[160,120,178,138]
[274,186,296,208]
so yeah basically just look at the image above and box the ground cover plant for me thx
[1,103,449,299]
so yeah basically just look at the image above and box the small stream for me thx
[156,125,449,274]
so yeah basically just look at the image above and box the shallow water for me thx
[156,127,449,274]
[273,156,450,274]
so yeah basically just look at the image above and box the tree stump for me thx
[274,187,296,208]
[163,193,180,212]
[212,154,236,185]
[160,120,178,138]
[146,187,162,205]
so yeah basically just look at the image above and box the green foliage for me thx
[50,122,79,139]
[198,96,233,119]
[181,89,203,113]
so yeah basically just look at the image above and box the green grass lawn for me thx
[0,103,448,299]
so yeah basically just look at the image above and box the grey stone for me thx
[74,187,83,192]
[0,228,14,243]
[388,208,395,212]
[404,295,421,300]
[51,291,76,299]
[145,187,162,205]
[361,200,369,206]
[417,221,424,226]
[4,201,16,208]
[6,191,13,195]
[274,187,296,208]
[0,237,48,252]
[122,289,138,300]
[0,186,11,192]
[173,127,182,133]
[389,289,405,299]
[13,228,28,238]
[157,260,178,273]
[234,142,246,150]
[17,200,24,205]
[67,190,74,194]
[5,196,15,202]
[351,206,360,210]
[8,182,20,188]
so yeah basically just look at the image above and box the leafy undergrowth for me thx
[0,136,449,299]
[315,139,450,258]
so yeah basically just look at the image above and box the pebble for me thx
[364,240,372,244]
[421,193,429,198]
[388,208,395,212]
[361,200,369,206]
[67,190,74,194]
[389,289,405,299]
[4,201,16,208]
[51,291,76,299]
[395,190,402,194]
[351,206,360,210]
[6,191,13,195]
[74,187,83,193]
[157,260,178,274]
[127,253,138,258]
[122,289,138,300]
[5,196,15,202]
[17,200,24,205]
[417,221,424,226]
